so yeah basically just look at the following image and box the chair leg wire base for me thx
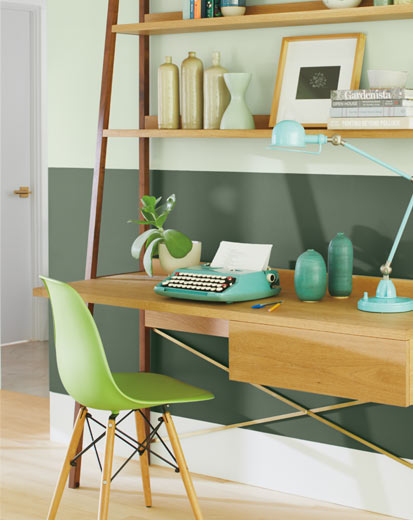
[69,409,179,482]
[152,327,413,471]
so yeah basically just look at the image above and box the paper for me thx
[210,241,273,272]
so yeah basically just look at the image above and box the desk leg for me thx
[140,311,151,435]
[68,401,84,488]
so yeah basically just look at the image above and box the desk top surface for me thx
[34,269,413,341]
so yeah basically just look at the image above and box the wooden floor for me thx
[0,391,396,520]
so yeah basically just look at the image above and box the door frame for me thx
[1,0,48,340]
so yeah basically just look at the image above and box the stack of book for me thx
[327,88,413,130]
[183,0,222,19]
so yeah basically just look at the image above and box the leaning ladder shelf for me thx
[73,0,413,491]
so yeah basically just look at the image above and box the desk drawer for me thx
[229,322,410,407]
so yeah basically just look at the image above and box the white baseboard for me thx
[50,392,413,520]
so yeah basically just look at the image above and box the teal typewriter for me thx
[154,265,281,303]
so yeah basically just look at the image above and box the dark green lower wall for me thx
[49,167,413,458]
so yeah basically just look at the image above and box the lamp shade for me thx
[271,120,306,147]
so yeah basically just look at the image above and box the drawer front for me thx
[229,322,409,406]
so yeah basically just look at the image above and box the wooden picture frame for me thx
[269,33,366,128]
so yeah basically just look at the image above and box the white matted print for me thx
[270,34,366,128]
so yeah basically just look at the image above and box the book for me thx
[331,88,413,101]
[194,0,207,18]
[206,0,222,17]
[190,0,194,19]
[330,106,413,118]
[331,99,413,108]
[183,0,191,19]
[328,117,413,130]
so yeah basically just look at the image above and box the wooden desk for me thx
[35,269,413,408]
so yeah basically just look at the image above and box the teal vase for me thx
[328,232,353,298]
[294,249,327,302]
[219,73,255,130]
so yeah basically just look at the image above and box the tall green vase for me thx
[328,232,353,298]
[294,249,327,302]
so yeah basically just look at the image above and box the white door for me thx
[1,6,35,344]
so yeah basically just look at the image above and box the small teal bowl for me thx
[294,249,327,302]
[221,0,246,6]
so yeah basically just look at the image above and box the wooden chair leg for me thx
[97,415,116,520]
[134,410,152,507]
[163,411,204,520]
[47,406,88,520]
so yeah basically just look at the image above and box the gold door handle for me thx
[13,186,32,198]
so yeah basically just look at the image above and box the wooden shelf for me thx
[112,2,413,36]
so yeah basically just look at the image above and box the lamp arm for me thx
[337,139,413,274]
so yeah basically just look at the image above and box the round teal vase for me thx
[328,232,353,298]
[294,249,327,302]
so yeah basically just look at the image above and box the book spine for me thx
[206,0,214,17]
[328,117,413,130]
[194,0,201,18]
[330,106,413,118]
[331,99,413,108]
[183,0,191,19]
[214,0,222,16]
[190,0,194,19]
[331,88,413,101]
[201,0,207,17]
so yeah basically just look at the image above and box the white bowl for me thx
[221,6,246,16]
[367,69,409,89]
[322,0,362,8]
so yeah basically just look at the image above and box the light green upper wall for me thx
[48,0,413,175]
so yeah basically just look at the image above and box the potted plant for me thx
[130,194,201,276]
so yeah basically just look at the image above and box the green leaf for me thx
[145,231,162,249]
[141,208,156,222]
[131,229,158,260]
[155,213,168,229]
[128,219,156,226]
[141,195,157,209]
[163,229,193,258]
[143,237,162,277]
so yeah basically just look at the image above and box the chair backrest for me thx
[41,276,126,410]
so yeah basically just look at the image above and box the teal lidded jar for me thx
[294,249,327,302]
[328,232,353,298]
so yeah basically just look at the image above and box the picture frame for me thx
[269,33,366,128]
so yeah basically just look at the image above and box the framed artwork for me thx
[269,33,366,128]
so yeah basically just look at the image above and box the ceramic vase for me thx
[158,56,180,129]
[294,249,327,302]
[181,51,203,129]
[204,51,230,129]
[220,73,255,130]
[328,232,353,298]
[220,0,246,16]
[158,241,202,274]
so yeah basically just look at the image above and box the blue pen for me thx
[251,300,283,309]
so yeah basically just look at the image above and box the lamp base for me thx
[358,294,413,313]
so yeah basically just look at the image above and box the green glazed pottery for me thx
[220,73,255,130]
[294,249,327,302]
[328,232,353,298]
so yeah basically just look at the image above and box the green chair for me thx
[42,276,214,520]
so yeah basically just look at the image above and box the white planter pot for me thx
[158,241,202,274]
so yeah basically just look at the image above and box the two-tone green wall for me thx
[48,0,413,460]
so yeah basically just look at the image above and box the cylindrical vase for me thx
[328,232,353,298]
[204,51,230,129]
[181,51,203,129]
[158,56,180,129]
[294,249,327,302]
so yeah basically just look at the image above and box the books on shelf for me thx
[331,88,413,101]
[328,117,413,130]
[185,0,221,19]
[329,88,413,130]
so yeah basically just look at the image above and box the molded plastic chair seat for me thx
[112,372,213,410]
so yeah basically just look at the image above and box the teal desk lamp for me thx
[270,120,413,313]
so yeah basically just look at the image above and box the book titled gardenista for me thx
[331,88,413,101]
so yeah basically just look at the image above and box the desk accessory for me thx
[130,194,193,277]
[269,119,413,313]
[294,249,327,302]
[328,233,353,298]
[154,265,281,303]
[267,302,282,312]
[251,300,283,309]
